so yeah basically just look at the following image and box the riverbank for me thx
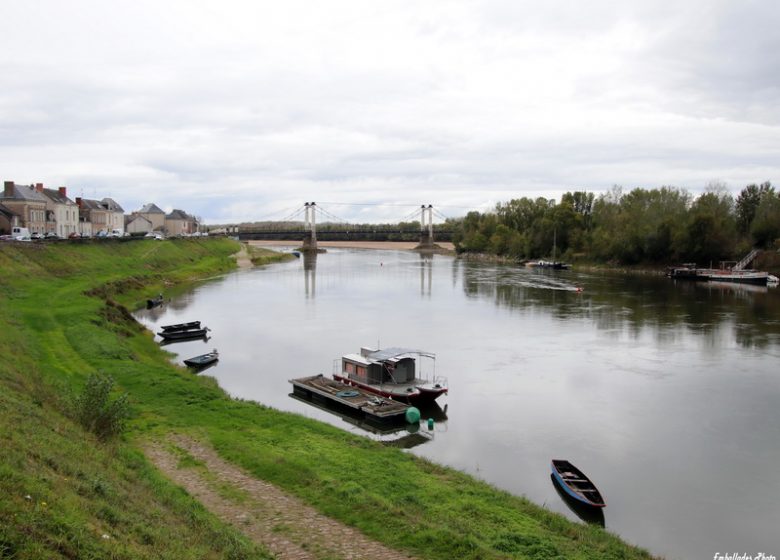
[0,239,654,559]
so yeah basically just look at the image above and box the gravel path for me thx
[145,436,417,560]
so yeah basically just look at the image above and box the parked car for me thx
[45,232,60,239]
[30,232,43,240]
[95,230,108,238]
[68,232,80,239]
[144,231,164,240]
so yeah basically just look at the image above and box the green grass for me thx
[0,238,656,559]
[246,244,297,266]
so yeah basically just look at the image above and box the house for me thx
[1,181,48,235]
[125,214,153,234]
[165,209,198,236]
[0,202,21,235]
[136,203,166,231]
[41,185,79,238]
[76,197,125,235]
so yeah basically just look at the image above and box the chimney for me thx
[35,182,44,193]
[58,186,67,197]
[76,197,82,208]
[3,181,14,198]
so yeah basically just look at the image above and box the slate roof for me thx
[1,184,48,203]
[101,198,124,213]
[126,214,152,226]
[139,203,165,214]
[42,188,76,206]
[166,209,193,220]
[80,198,125,213]
[79,198,104,210]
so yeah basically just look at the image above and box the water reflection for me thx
[460,262,780,348]
[303,252,317,299]
[550,474,605,527]
[420,254,432,297]
[288,392,436,449]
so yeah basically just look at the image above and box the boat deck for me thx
[290,375,412,422]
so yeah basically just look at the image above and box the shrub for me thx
[72,374,130,440]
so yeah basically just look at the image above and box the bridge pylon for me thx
[301,202,318,252]
[417,204,435,250]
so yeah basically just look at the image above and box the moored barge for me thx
[290,374,417,424]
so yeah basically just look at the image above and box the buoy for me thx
[427,417,434,430]
[405,406,421,424]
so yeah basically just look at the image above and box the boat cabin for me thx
[341,347,423,384]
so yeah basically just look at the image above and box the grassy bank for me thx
[0,239,654,559]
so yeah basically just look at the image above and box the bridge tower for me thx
[302,202,318,252]
[418,204,435,250]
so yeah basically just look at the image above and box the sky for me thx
[1,0,778,224]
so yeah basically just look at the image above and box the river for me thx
[135,247,780,559]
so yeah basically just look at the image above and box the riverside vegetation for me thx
[0,238,654,559]
[450,182,780,266]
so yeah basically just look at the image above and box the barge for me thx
[290,374,419,424]
[667,265,770,285]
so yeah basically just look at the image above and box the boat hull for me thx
[702,272,768,285]
[183,353,219,368]
[161,321,201,332]
[158,328,209,341]
[550,460,605,508]
[668,266,768,285]
[333,374,447,404]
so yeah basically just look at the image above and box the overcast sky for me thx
[1,0,778,224]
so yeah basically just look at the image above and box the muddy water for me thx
[136,248,780,559]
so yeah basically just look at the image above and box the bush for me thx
[72,374,130,440]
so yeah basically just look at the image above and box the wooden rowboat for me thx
[184,350,219,368]
[157,327,210,341]
[160,320,201,332]
[550,459,605,508]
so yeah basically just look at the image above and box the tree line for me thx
[449,182,780,265]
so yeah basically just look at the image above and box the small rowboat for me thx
[551,459,605,508]
[184,350,219,368]
[146,294,164,308]
[160,320,201,332]
[157,327,210,341]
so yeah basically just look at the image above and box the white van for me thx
[11,226,31,241]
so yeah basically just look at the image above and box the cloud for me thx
[1,0,778,223]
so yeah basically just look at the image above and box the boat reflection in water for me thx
[289,392,447,450]
[550,474,605,527]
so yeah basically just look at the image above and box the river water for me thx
[135,247,780,559]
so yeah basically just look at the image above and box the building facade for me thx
[1,181,48,234]
[165,209,197,236]
[137,203,166,231]
[41,185,79,237]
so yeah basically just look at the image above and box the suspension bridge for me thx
[238,202,455,249]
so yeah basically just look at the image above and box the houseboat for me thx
[333,347,448,405]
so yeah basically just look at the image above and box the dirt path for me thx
[233,243,253,269]
[145,436,417,560]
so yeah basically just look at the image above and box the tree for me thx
[683,187,737,264]
[750,191,780,247]
[736,182,774,234]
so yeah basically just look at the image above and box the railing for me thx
[734,249,760,271]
